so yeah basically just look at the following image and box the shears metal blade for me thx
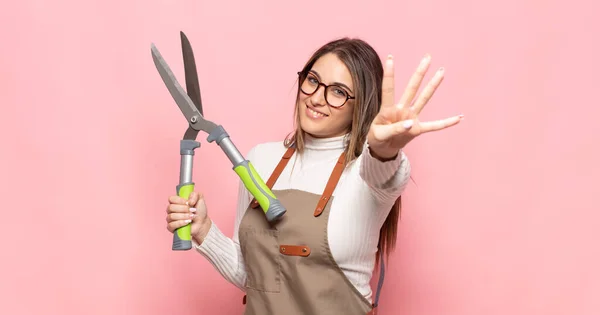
[181,31,203,117]
[151,43,217,140]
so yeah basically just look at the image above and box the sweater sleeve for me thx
[192,148,257,291]
[358,140,411,206]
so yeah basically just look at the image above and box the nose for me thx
[309,84,327,107]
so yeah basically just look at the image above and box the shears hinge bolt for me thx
[190,116,198,123]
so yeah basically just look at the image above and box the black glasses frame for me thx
[297,71,355,108]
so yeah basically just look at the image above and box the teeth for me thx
[308,107,326,118]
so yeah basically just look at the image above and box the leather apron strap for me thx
[250,146,345,217]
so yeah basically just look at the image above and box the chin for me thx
[300,119,341,139]
[300,121,324,137]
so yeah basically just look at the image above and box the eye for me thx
[332,87,348,98]
[307,75,319,85]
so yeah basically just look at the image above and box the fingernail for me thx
[185,219,192,224]
[190,213,196,218]
[403,120,414,129]
[387,54,393,59]
[190,207,197,212]
[459,114,464,120]
[438,67,444,72]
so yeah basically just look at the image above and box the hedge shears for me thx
[151,32,287,251]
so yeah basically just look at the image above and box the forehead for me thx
[310,53,354,90]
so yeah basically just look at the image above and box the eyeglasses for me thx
[297,71,355,108]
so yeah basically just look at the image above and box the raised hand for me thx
[367,54,463,160]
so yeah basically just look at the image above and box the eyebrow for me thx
[309,70,354,95]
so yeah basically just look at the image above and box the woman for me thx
[166,38,462,314]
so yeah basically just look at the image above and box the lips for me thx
[306,104,328,116]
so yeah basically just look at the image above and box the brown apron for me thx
[238,147,386,315]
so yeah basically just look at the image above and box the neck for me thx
[304,132,348,151]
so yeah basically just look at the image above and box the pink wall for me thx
[1,0,599,314]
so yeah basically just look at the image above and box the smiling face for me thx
[285,38,384,164]
[297,53,355,138]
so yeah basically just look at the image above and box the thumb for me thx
[372,119,414,141]
[188,191,200,207]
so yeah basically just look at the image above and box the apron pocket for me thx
[239,228,281,293]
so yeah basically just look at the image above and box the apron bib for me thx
[239,147,384,315]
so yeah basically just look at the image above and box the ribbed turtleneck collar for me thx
[304,133,348,150]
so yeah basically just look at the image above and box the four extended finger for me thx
[372,118,415,142]
[381,55,396,108]
[420,115,463,133]
[399,54,431,106]
[411,67,445,115]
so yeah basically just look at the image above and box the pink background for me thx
[1,0,599,314]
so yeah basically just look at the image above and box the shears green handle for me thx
[172,183,194,250]
[172,140,200,251]
[207,126,286,222]
[234,160,284,220]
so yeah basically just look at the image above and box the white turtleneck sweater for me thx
[194,134,411,303]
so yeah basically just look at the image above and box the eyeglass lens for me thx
[300,73,350,107]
